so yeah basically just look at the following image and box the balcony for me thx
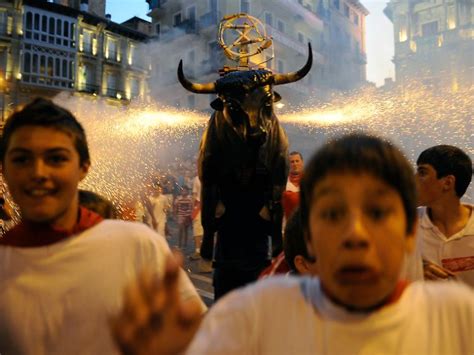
[105,87,124,99]
[78,83,100,94]
[176,19,198,34]
[415,35,439,52]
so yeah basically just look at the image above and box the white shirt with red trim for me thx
[0,220,206,355]
[419,204,474,287]
[186,276,473,355]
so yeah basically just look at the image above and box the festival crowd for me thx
[0,98,471,354]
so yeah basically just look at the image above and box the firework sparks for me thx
[48,82,471,214]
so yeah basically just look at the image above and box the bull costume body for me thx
[178,43,312,300]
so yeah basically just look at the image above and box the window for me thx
[277,19,285,33]
[83,30,92,52]
[333,0,340,10]
[422,21,438,36]
[131,78,140,97]
[23,53,31,73]
[240,0,250,13]
[173,13,182,26]
[107,72,117,91]
[187,6,196,21]
[155,23,161,38]
[264,12,273,26]
[107,38,117,59]
[26,12,32,30]
[42,15,47,32]
[208,0,218,12]
[354,14,359,26]
[344,4,350,17]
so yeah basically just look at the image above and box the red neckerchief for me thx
[384,279,409,306]
[289,172,301,187]
[0,207,103,247]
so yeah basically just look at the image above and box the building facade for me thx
[146,0,368,111]
[321,0,368,91]
[385,0,473,88]
[0,0,150,123]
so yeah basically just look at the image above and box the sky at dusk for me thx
[106,0,395,86]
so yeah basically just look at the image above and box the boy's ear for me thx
[294,255,308,275]
[442,175,455,192]
[79,161,91,181]
[404,215,419,253]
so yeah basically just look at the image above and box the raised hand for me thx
[111,253,203,355]
[423,259,458,281]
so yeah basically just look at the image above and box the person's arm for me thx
[423,259,458,280]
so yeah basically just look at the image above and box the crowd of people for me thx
[0,98,472,354]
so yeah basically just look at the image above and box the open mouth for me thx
[336,265,379,284]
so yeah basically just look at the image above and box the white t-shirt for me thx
[187,276,473,355]
[419,204,474,287]
[399,208,426,282]
[0,220,206,355]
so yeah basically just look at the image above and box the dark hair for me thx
[417,145,472,198]
[283,208,314,273]
[79,190,116,219]
[0,98,90,165]
[289,151,303,160]
[300,133,417,235]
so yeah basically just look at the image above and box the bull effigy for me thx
[177,14,312,299]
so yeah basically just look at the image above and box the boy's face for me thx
[415,163,446,206]
[307,172,415,310]
[2,126,89,229]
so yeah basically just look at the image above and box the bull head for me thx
[177,43,313,94]
[177,43,312,144]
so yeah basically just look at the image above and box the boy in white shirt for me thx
[415,145,473,286]
[0,98,205,354]
[113,134,473,355]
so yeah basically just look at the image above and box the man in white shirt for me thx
[415,144,473,286]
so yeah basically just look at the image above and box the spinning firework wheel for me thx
[218,13,273,69]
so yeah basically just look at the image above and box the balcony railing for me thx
[105,87,126,99]
[176,19,198,34]
[78,83,99,94]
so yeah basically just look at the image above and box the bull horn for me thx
[273,43,313,85]
[177,60,216,94]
